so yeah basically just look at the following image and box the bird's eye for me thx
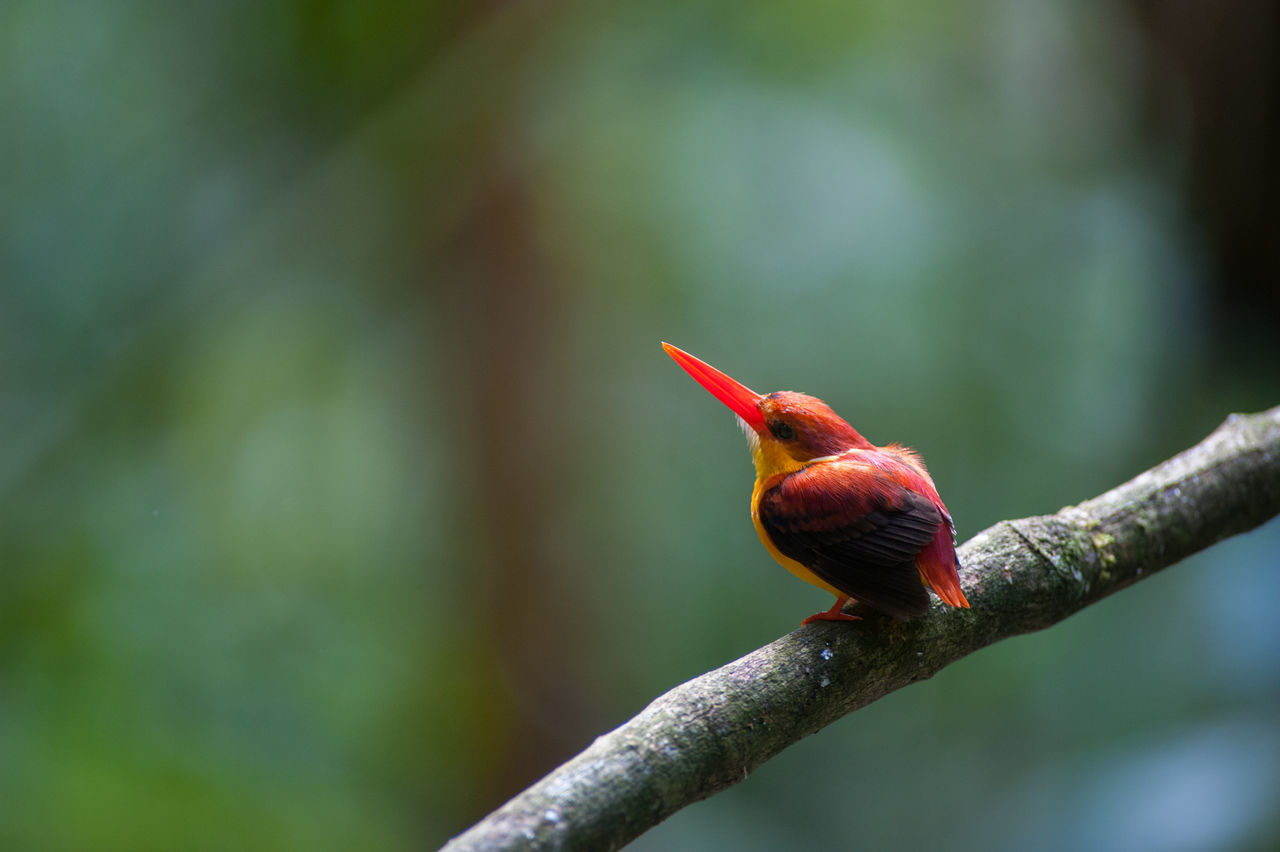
[768,419,796,441]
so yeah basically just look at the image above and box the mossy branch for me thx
[442,406,1280,852]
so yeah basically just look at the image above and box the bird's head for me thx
[663,343,872,477]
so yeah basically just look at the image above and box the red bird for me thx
[663,343,969,624]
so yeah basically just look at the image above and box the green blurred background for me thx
[4,1,1279,850]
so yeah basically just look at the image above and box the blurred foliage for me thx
[3,1,1278,850]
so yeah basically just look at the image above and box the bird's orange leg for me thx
[801,596,862,626]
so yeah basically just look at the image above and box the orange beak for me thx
[662,343,767,434]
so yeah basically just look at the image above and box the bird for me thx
[662,342,970,625]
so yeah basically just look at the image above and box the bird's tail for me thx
[917,527,970,609]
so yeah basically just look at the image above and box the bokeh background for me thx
[5,1,1280,850]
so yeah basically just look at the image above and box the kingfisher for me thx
[663,342,969,624]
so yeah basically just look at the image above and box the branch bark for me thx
[442,406,1280,852]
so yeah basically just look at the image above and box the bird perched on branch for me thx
[663,342,969,625]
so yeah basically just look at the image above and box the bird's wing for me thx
[757,458,944,619]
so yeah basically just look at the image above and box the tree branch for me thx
[441,406,1280,852]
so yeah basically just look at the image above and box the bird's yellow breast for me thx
[747,438,848,599]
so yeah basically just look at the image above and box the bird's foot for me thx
[800,597,862,626]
